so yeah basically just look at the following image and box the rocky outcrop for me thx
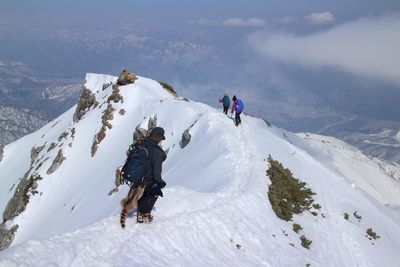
[117,69,137,85]
[102,81,113,91]
[71,128,76,139]
[0,145,4,162]
[31,144,45,165]
[181,130,191,148]
[73,87,97,122]
[58,131,69,142]
[102,104,115,129]
[47,150,65,175]
[47,142,56,152]
[91,104,115,157]
[159,81,178,97]
[1,170,43,251]
[107,84,124,103]
[0,223,18,251]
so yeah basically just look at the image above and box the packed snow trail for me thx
[1,74,400,266]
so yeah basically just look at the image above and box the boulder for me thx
[181,129,191,148]
[117,69,138,85]
[47,150,65,175]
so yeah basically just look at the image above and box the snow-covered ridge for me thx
[0,73,400,266]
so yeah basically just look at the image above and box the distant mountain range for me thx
[0,26,399,164]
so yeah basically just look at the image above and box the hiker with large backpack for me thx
[118,127,167,227]
[219,93,230,115]
[231,95,244,126]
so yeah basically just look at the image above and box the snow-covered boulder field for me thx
[0,73,399,266]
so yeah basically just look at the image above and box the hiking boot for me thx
[137,212,153,224]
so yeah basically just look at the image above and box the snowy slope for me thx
[0,73,400,266]
[294,133,400,206]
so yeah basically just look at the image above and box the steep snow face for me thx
[0,74,400,266]
[295,133,400,206]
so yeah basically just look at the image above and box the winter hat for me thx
[232,95,237,101]
[149,127,166,140]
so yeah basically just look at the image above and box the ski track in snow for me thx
[1,74,400,267]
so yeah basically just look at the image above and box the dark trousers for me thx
[137,187,158,214]
[235,112,242,125]
[223,106,229,114]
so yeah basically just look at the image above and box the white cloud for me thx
[306,12,335,24]
[223,18,266,27]
[250,14,400,85]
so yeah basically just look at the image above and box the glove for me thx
[150,181,165,197]
[159,180,167,189]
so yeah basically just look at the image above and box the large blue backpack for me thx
[236,99,244,113]
[122,145,151,186]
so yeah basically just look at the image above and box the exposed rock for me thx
[102,81,113,91]
[73,87,97,122]
[91,127,106,157]
[47,150,65,175]
[159,81,178,97]
[0,223,18,251]
[102,104,115,130]
[181,130,191,148]
[3,172,43,222]
[58,131,69,142]
[97,128,107,143]
[47,142,57,152]
[71,128,76,139]
[119,109,126,115]
[91,142,98,157]
[117,69,138,85]
[0,145,4,162]
[91,103,116,157]
[148,115,157,132]
[107,84,124,103]
[102,104,115,123]
[31,144,45,165]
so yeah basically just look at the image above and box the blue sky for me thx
[2,0,399,26]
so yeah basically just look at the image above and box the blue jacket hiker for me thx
[231,95,244,126]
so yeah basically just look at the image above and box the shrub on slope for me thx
[267,155,316,221]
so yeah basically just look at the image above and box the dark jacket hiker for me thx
[136,127,167,223]
[120,127,167,227]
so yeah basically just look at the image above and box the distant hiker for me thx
[231,95,244,126]
[219,93,230,115]
[119,127,167,227]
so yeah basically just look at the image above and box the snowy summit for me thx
[0,72,400,266]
